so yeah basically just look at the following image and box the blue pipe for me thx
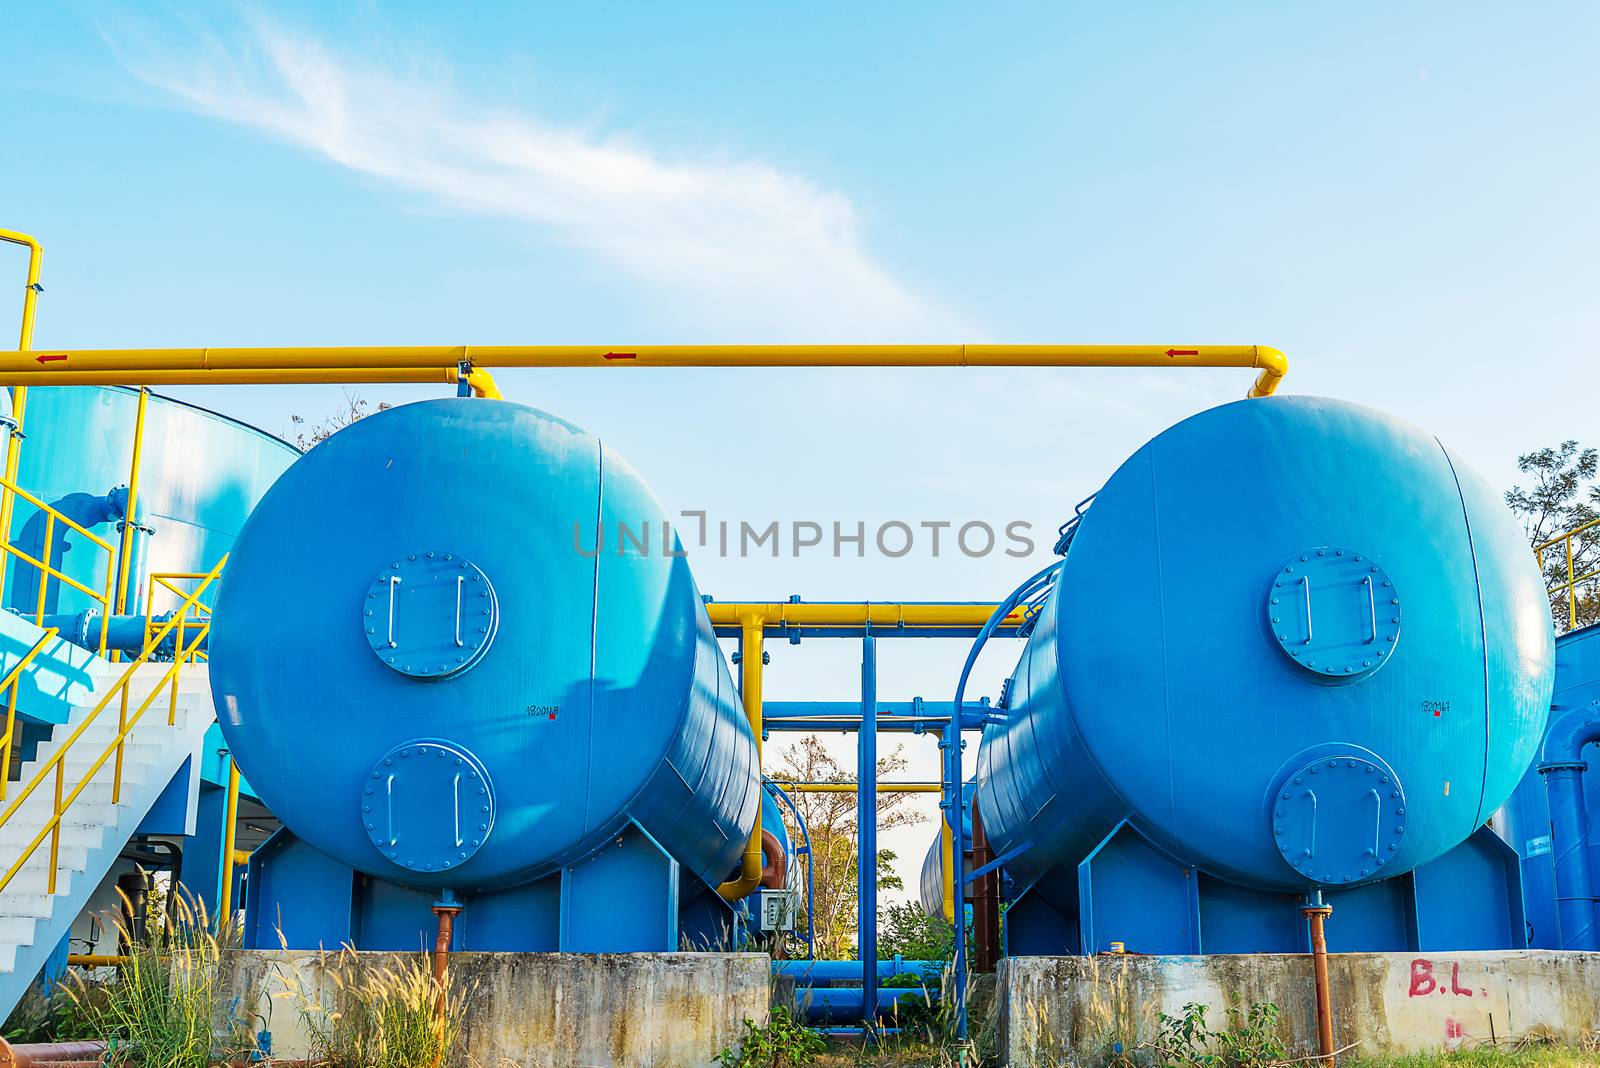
[858,635,878,1025]
[1538,703,1600,949]
[802,987,914,1021]
[764,782,816,960]
[772,958,940,982]
[950,558,1063,1038]
[36,610,200,655]
[7,486,149,618]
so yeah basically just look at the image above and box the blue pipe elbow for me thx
[1541,703,1600,768]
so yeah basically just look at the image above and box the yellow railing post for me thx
[33,514,52,626]
[0,229,44,609]
[47,761,62,894]
[1567,535,1578,631]
[111,388,149,662]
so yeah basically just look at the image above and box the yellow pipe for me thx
[67,953,128,968]
[774,782,942,794]
[706,602,1026,630]
[940,814,955,924]
[0,344,1288,397]
[718,615,765,901]
[113,388,148,620]
[232,848,252,867]
[0,229,44,607]
[218,760,241,926]
[462,366,503,399]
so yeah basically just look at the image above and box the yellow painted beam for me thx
[0,343,1288,397]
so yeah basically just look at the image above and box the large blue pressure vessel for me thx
[211,398,759,893]
[977,396,1554,896]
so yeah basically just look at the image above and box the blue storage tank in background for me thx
[213,398,761,950]
[5,386,298,624]
[977,395,1554,953]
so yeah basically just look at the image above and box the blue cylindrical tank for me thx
[210,398,759,894]
[977,396,1554,897]
[5,386,298,620]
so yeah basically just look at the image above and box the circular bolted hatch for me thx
[1266,547,1400,679]
[1271,755,1407,885]
[363,551,499,680]
[361,740,496,874]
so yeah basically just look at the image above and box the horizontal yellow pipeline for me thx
[0,344,1287,397]
[773,782,942,794]
[67,953,128,968]
[706,602,1026,630]
[0,365,501,397]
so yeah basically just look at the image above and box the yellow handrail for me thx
[0,473,116,656]
[0,229,44,610]
[1534,517,1600,631]
[0,555,224,896]
[0,629,59,800]
[144,571,217,660]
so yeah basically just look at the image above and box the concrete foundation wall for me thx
[228,950,770,1068]
[998,951,1600,1066]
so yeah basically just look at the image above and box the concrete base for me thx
[228,950,770,1068]
[997,952,1600,1065]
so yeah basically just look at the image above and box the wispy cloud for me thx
[109,12,961,337]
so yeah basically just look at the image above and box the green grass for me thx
[1351,1048,1600,1068]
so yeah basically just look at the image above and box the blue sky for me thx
[3,2,1597,895]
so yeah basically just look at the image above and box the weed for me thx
[719,1005,829,1068]
[61,894,252,1068]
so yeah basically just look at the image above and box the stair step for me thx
[1,867,75,895]
[0,843,88,875]
[0,821,104,853]
[0,894,56,922]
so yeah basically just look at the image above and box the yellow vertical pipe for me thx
[0,231,43,608]
[718,614,765,901]
[218,759,241,928]
[941,813,955,924]
[112,388,149,652]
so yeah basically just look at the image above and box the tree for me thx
[771,736,926,960]
[1505,441,1600,630]
[878,900,955,963]
[287,392,393,450]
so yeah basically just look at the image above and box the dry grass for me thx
[271,942,466,1068]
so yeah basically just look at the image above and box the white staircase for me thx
[0,657,213,1007]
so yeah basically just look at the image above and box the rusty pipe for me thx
[0,1038,108,1066]
[430,896,462,1068]
[759,826,788,890]
[970,793,1000,974]
[1303,903,1335,1066]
